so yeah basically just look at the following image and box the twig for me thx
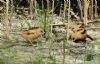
[0,0,6,3]
[86,27,100,29]
[66,9,80,20]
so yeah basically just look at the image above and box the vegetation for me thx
[0,0,100,64]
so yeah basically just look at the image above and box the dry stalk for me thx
[52,0,54,15]
[77,0,84,20]
[84,0,90,25]
[42,0,44,10]
[0,0,6,3]
[46,0,50,13]
[34,0,37,19]
[91,0,93,21]
[29,0,34,19]
[67,0,71,40]
[63,0,67,18]
[67,0,71,53]
[88,0,93,21]
[9,0,14,30]
[62,0,69,64]
[95,0,98,18]
[62,0,66,64]
[5,0,10,40]
[60,3,62,16]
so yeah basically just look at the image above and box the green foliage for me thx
[0,15,4,22]
[48,55,56,64]
[86,54,94,61]
[25,20,33,28]
[40,12,50,40]
[32,55,44,64]
[0,59,5,64]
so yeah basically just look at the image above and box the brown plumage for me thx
[69,23,93,43]
[17,27,45,41]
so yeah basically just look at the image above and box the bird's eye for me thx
[40,30,43,33]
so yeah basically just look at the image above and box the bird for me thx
[17,27,45,41]
[69,23,93,43]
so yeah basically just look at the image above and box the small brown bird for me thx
[69,23,93,43]
[17,27,45,41]
[70,28,93,43]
